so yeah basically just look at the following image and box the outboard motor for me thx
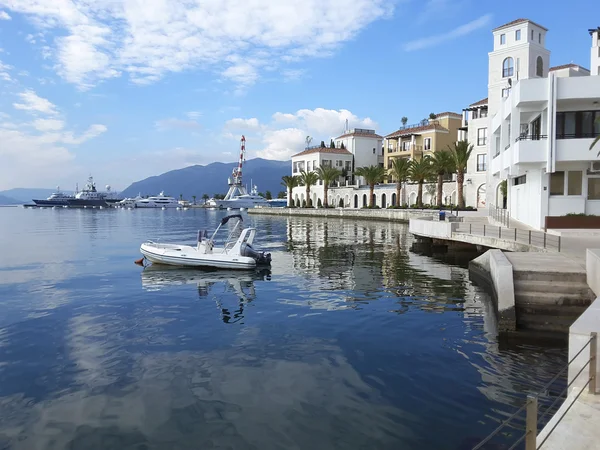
[240,243,272,265]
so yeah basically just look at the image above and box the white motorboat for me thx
[117,194,142,208]
[134,191,179,208]
[138,214,272,269]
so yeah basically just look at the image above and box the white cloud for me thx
[1,0,393,89]
[186,111,202,120]
[13,89,58,115]
[404,14,492,51]
[0,10,10,20]
[32,118,64,131]
[225,117,262,131]
[229,107,378,161]
[154,118,202,132]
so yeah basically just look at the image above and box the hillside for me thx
[120,158,291,199]
[0,188,74,203]
[0,194,21,205]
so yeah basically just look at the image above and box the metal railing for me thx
[516,134,548,141]
[472,332,597,450]
[490,204,510,227]
[455,222,561,251]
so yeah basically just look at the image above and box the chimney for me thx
[590,27,600,76]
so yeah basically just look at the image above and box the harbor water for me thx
[0,207,567,449]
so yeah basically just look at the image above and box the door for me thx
[531,116,541,140]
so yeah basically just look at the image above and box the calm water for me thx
[0,207,566,450]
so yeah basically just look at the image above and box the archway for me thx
[381,193,387,208]
[496,181,507,209]
[477,184,487,208]
[391,192,397,206]
[362,194,367,207]
[336,195,341,207]
[450,190,457,206]
[313,193,317,208]
[354,194,358,208]
[345,195,349,208]
[409,192,417,206]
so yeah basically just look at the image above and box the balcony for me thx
[512,135,548,164]
[556,137,598,162]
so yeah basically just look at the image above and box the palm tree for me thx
[401,116,408,127]
[192,195,196,205]
[298,170,319,207]
[447,140,474,209]
[355,165,386,208]
[591,117,600,156]
[389,157,410,207]
[429,112,437,120]
[281,175,299,207]
[409,157,433,208]
[431,150,456,208]
[316,166,341,207]
[202,193,209,204]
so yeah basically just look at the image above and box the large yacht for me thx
[32,187,74,206]
[134,192,180,208]
[66,177,122,208]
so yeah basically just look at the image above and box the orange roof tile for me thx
[292,147,352,158]
[469,97,488,107]
[435,112,462,119]
[385,123,449,139]
[336,131,383,139]
[549,63,589,72]
[493,19,548,32]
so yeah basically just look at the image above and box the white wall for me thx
[510,169,544,228]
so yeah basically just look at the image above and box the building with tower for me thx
[485,20,600,229]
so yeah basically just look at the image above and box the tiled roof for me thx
[336,131,383,139]
[385,123,449,139]
[493,19,548,32]
[292,147,352,158]
[549,63,590,72]
[435,112,462,118]
[469,97,488,107]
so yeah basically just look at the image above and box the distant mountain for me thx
[120,158,291,199]
[0,188,74,203]
[0,194,21,205]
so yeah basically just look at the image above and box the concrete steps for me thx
[513,271,595,333]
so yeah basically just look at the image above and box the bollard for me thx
[525,395,538,450]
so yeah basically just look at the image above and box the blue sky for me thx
[0,0,598,190]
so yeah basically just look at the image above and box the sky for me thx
[0,0,599,191]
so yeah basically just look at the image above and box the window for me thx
[589,178,600,200]
[556,110,600,139]
[477,128,488,146]
[293,162,298,173]
[550,171,565,195]
[515,30,521,41]
[424,138,431,150]
[345,161,351,171]
[336,160,343,168]
[477,154,487,172]
[538,33,541,44]
[568,171,583,195]
[402,141,410,151]
[322,159,331,167]
[513,175,526,186]
[502,57,514,77]
[500,34,506,45]
[531,29,534,40]
[502,88,511,98]
[372,147,376,154]
[536,56,543,77]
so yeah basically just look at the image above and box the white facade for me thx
[460,100,490,208]
[486,20,600,229]
[591,28,600,76]
[334,129,383,170]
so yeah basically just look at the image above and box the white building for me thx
[334,128,384,170]
[290,128,383,206]
[485,20,600,229]
[459,98,490,208]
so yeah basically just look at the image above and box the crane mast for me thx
[231,135,246,186]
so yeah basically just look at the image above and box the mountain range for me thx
[120,158,291,199]
[0,158,291,203]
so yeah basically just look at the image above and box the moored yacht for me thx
[32,187,74,207]
[66,177,122,208]
[134,191,179,208]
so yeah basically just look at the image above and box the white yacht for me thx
[217,184,268,209]
[134,191,179,208]
[117,194,142,208]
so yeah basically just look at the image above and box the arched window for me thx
[536,56,543,77]
[502,57,514,78]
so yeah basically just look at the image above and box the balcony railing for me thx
[516,134,548,141]
[556,132,600,139]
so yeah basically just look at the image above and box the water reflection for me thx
[141,266,271,324]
